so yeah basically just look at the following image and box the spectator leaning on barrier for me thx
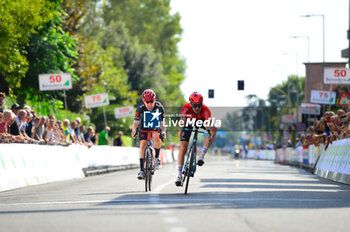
[17,109,34,143]
[0,92,5,113]
[11,103,20,116]
[23,106,34,138]
[80,125,86,141]
[69,120,78,144]
[91,128,97,144]
[303,109,350,150]
[98,126,110,145]
[5,110,25,142]
[84,126,97,147]
[56,120,65,141]
[113,131,124,146]
[8,108,20,136]
[33,115,46,142]
[32,117,41,141]
[44,118,60,144]
[74,117,82,143]
[62,119,71,143]
[0,112,7,142]
[0,110,18,143]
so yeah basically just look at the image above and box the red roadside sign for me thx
[338,92,348,106]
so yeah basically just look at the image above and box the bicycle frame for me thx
[182,127,210,195]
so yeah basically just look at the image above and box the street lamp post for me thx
[290,36,310,63]
[300,14,325,63]
[282,52,299,126]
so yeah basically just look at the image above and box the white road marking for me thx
[0,198,349,207]
[168,227,188,232]
[163,217,179,224]
[153,178,176,195]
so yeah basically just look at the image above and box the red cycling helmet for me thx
[142,89,156,102]
[189,92,203,104]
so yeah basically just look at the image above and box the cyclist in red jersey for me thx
[175,92,217,186]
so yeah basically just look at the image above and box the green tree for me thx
[102,0,185,106]
[14,1,79,115]
[0,0,55,91]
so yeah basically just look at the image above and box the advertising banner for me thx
[84,93,109,108]
[310,90,336,105]
[324,67,350,84]
[301,103,321,115]
[114,106,135,119]
[39,73,72,91]
[282,115,295,124]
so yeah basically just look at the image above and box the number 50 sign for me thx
[324,68,350,84]
[39,73,72,91]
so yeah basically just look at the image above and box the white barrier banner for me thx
[0,143,176,192]
[316,139,350,175]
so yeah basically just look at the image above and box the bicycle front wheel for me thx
[184,146,195,195]
[148,148,153,191]
[144,147,153,192]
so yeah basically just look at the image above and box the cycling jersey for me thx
[134,101,165,131]
[179,103,211,142]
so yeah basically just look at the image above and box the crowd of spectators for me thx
[0,92,115,147]
[300,109,350,150]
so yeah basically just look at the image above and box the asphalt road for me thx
[0,155,350,232]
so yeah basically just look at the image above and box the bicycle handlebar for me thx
[132,128,164,141]
[183,127,212,140]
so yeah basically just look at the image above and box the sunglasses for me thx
[145,100,154,104]
[191,103,202,108]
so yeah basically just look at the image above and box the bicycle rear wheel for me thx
[184,146,195,195]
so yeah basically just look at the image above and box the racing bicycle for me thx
[134,129,163,192]
[182,127,211,194]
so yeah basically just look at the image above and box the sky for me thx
[170,0,349,107]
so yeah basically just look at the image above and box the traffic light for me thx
[208,89,214,98]
[238,80,244,90]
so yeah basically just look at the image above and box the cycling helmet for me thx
[189,92,203,104]
[142,89,156,102]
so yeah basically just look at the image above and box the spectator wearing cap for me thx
[113,131,124,146]
[11,103,20,116]
[0,92,5,113]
